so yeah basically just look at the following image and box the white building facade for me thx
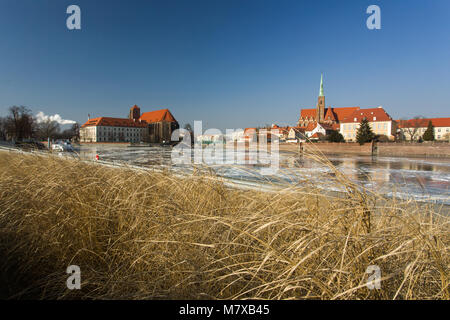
[80,117,147,143]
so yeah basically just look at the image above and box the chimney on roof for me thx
[88,114,90,120]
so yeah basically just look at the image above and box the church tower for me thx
[129,105,140,121]
[316,73,325,123]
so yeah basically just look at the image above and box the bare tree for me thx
[71,123,80,141]
[58,122,80,141]
[399,116,426,141]
[36,119,60,140]
[5,106,35,141]
[0,117,7,140]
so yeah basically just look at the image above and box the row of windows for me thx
[354,116,377,122]
[97,127,142,132]
[343,123,388,130]
[97,132,140,137]
[97,137,140,142]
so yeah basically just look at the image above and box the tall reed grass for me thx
[0,151,448,299]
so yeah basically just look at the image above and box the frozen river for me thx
[75,144,450,205]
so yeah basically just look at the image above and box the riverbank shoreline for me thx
[278,142,450,158]
[73,141,450,159]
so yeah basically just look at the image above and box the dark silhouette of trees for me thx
[5,106,35,141]
[36,119,60,140]
[0,117,7,140]
[327,130,345,142]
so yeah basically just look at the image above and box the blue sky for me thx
[0,0,449,130]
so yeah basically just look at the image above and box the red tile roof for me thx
[310,132,325,139]
[300,108,317,119]
[397,118,450,128]
[244,128,257,134]
[300,107,360,122]
[81,117,147,128]
[298,122,318,132]
[332,107,361,121]
[340,107,392,123]
[290,127,306,133]
[324,108,337,121]
[139,109,177,123]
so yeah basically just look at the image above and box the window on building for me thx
[373,117,376,121]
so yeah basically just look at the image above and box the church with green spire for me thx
[316,73,325,122]
[296,74,397,142]
[319,73,324,97]
[297,74,359,129]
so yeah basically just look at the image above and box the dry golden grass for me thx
[0,150,448,300]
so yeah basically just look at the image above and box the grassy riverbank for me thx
[0,151,448,299]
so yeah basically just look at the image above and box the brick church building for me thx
[297,74,395,141]
[297,74,358,128]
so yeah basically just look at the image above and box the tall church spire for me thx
[319,73,324,97]
[316,73,325,122]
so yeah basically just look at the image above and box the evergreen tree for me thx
[422,121,435,141]
[356,118,375,145]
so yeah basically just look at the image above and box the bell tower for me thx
[316,73,325,123]
[129,105,140,121]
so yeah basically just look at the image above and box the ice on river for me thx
[75,144,450,205]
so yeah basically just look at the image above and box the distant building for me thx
[339,107,396,141]
[397,118,450,141]
[298,74,395,141]
[80,117,147,143]
[138,107,179,143]
[287,127,306,142]
[269,125,290,141]
[297,74,360,127]
[240,128,258,143]
[80,105,179,143]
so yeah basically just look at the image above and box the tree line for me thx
[0,106,80,142]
